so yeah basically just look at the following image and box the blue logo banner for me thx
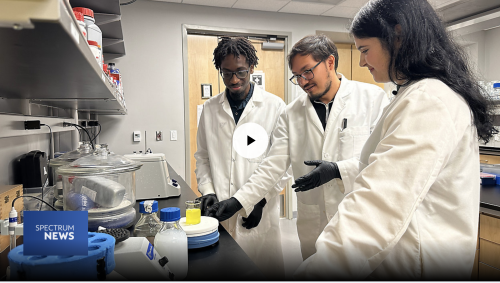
[24,211,88,256]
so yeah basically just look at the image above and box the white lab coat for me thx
[294,78,479,280]
[195,84,290,280]
[233,75,389,260]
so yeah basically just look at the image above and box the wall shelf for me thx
[0,0,126,115]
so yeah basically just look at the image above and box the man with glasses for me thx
[194,37,289,279]
[208,35,389,261]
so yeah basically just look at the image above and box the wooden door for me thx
[335,43,352,80]
[250,39,285,101]
[187,34,220,196]
[351,45,385,89]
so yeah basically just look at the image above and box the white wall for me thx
[484,27,500,81]
[459,27,500,82]
[459,30,486,79]
[99,1,351,180]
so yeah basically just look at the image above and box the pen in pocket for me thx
[341,118,347,130]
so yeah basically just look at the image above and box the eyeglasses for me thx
[221,69,250,80]
[289,59,325,85]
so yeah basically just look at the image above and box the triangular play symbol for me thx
[247,135,256,146]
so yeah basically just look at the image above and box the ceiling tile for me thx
[337,0,369,7]
[181,0,238,8]
[279,1,334,15]
[233,0,290,12]
[322,5,359,17]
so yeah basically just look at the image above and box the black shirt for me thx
[311,98,334,130]
[226,83,255,125]
[311,78,342,130]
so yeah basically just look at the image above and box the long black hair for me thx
[213,37,258,70]
[350,0,496,143]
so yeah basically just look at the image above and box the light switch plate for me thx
[133,131,141,142]
[170,130,177,141]
[156,131,163,141]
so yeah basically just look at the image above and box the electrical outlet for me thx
[156,131,163,141]
[170,130,177,141]
[133,131,141,142]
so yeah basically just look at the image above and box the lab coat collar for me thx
[217,83,261,125]
[238,83,263,123]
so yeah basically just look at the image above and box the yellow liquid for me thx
[186,208,201,225]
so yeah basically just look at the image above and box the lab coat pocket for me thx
[352,127,370,159]
[236,209,271,237]
[338,126,370,160]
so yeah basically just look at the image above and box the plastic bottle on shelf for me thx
[73,11,87,40]
[154,207,188,280]
[73,7,102,60]
[133,200,162,237]
[103,63,108,76]
[494,83,500,101]
[108,63,124,95]
[88,40,102,69]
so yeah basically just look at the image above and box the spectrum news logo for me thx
[23,211,88,256]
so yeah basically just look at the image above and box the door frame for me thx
[182,24,293,218]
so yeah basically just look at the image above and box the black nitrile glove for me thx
[196,193,219,216]
[292,160,341,192]
[207,197,242,222]
[242,198,267,229]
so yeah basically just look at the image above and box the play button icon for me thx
[247,136,255,146]
[233,123,269,159]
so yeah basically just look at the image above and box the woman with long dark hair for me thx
[294,0,496,280]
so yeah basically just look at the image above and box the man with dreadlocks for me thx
[194,37,289,279]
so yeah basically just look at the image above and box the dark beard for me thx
[309,74,332,101]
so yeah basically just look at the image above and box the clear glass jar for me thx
[185,200,201,225]
[134,200,161,237]
[58,144,142,231]
[154,207,188,280]
[50,142,93,210]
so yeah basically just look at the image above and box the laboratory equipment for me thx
[124,153,181,200]
[179,216,220,249]
[481,172,496,186]
[113,237,173,280]
[23,185,56,211]
[58,145,142,231]
[17,150,48,189]
[49,142,93,210]
[8,232,115,280]
[494,83,500,100]
[185,200,201,225]
[133,200,162,237]
[154,207,188,280]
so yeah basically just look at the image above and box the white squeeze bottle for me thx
[154,207,188,280]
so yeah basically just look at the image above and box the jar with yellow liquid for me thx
[185,200,201,225]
